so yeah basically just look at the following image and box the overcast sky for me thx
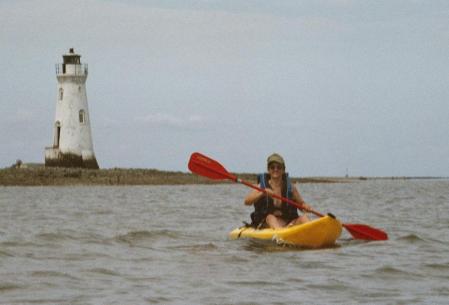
[1,0,448,177]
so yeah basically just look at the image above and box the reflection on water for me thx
[237,238,344,254]
[1,180,448,304]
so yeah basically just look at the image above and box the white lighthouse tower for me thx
[45,48,99,169]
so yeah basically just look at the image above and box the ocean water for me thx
[0,180,448,305]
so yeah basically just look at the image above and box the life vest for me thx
[250,173,299,227]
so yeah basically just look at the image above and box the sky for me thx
[1,0,448,177]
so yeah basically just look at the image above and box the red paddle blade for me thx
[343,224,388,241]
[188,152,236,181]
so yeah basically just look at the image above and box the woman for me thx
[244,153,311,229]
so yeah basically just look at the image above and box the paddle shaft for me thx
[202,159,325,217]
[237,178,325,217]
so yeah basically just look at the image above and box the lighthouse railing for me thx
[55,64,88,76]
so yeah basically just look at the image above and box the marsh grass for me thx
[0,167,364,186]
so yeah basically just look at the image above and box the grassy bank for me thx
[0,167,208,186]
[0,167,353,186]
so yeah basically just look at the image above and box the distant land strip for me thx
[0,167,445,186]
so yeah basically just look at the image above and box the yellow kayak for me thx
[229,215,342,248]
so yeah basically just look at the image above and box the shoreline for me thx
[0,167,445,186]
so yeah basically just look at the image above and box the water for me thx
[1,180,448,305]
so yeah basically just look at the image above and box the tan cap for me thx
[267,153,285,167]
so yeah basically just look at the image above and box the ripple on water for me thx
[83,268,121,277]
[0,248,15,257]
[397,233,427,244]
[368,265,422,281]
[0,282,23,292]
[113,229,183,249]
[30,270,80,281]
[222,254,251,264]
[36,232,77,242]
[424,262,449,271]
[226,279,278,286]
[115,229,179,242]
[432,286,449,296]
[35,231,110,243]
[423,262,449,280]
[306,279,351,291]
[144,296,173,304]
[396,233,449,252]
[375,265,410,275]
[166,242,219,253]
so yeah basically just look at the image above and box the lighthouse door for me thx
[54,121,61,148]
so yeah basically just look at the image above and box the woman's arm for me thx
[244,188,269,205]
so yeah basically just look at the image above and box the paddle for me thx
[188,152,388,241]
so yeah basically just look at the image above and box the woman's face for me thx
[268,162,284,178]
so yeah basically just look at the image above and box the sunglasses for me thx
[268,164,284,171]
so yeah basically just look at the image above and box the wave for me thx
[369,265,421,280]
[34,231,113,246]
[424,262,449,271]
[396,234,449,251]
[35,232,77,241]
[0,248,14,257]
[374,265,409,275]
[226,279,276,286]
[84,268,121,276]
[166,242,219,255]
[114,229,181,246]
[397,233,426,243]
[0,283,23,292]
[0,240,40,247]
[31,270,80,281]
[222,254,251,264]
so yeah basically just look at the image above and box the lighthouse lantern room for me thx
[45,48,99,169]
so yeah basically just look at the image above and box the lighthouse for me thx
[45,48,99,169]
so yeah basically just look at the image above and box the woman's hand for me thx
[300,202,312,211]
[264,188,275,197]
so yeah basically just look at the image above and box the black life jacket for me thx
[250,173,299,227]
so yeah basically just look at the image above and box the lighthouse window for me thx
[79,110,86,124]
[59,88,64,100]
